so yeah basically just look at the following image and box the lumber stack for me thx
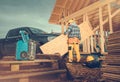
[0,54,67,82]
[102,31,120,82]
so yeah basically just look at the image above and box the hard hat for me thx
[86,56,94,62]
[68,19,74,23]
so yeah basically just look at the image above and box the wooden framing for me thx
[99,7,105,53]
[90,36,94,53]
[108,3,113,33]
[58,0,115,23]
[49,0,120,54]
[61,20,65,34]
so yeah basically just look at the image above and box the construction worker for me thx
[64,19,81,63]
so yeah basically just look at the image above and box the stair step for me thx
[0,69,66,80]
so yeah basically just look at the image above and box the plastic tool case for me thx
[16,30,36,60]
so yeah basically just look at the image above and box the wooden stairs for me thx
[0,54,67,82]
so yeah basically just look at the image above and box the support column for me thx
[61,22,64,34]
[87,37,90,53]
[108,3,113,33]
[83,40,87,52]
[99,7,105,53]
[93,34,97,52]
[90,36,94,53]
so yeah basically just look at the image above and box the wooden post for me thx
[83,40,87,52]
[108,3,113,33]
[99,7,105,53]
[90,36,94,53]
[87,37,90,53]
[61,22,64,34]
[83,42,85,52]
[93,34,97,52]
[65,21,68,31]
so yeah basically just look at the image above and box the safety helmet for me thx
[68,19,75,23]
[86,55,94,62]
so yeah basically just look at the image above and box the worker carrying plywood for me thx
[64,19,81,63]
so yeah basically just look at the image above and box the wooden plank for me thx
[90,36,94,53]
[108,37,120,45]
[108,49,120,54]
[0,67,55,74]
[105,59,120,65]
[111,9,120,18]
[108,3,113,33]
[61,22,64,34]
[102,73,120,81]
[0,59,57,64]
[11,64,20,71]
[19,77,29,82]
[87,38,90,53]
[102,65,120,74]
[99,7,105,53]
[104,79,119,82]
[106,55,120,58]
[0,69,66,80]
[78,21,94,42]
[107,43,120,50]
[108,31,120,40]
[40,34,68,56]
[70,0,79,12]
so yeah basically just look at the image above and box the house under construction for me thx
[49,0,120,82]
[0,0,120,82]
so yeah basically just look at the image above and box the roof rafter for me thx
[58,0,116,23]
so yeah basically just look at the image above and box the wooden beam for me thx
[71,0,79,12]
[87,37,91,53]
[74,0,80,11]
[0,59,57,64]
[83,0,90,7]
[85,13,93,29]
[90,36,94,53]
[58,0,115,23]
[111,9,120,18]
[102,73,120,81]
[102,65,120,74]
[67,0,73,10]
[108,3,113,33]
[61,21,64,34]
[0,69,66,80]
[99,7,105,53]
[75,0,84,11]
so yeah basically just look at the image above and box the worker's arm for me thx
[64,26,72,35]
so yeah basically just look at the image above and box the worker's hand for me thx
[63,32,66,35]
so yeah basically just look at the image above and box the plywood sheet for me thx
[40,21,93,56]
[79,21,93,42]
[40,34,68,56]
